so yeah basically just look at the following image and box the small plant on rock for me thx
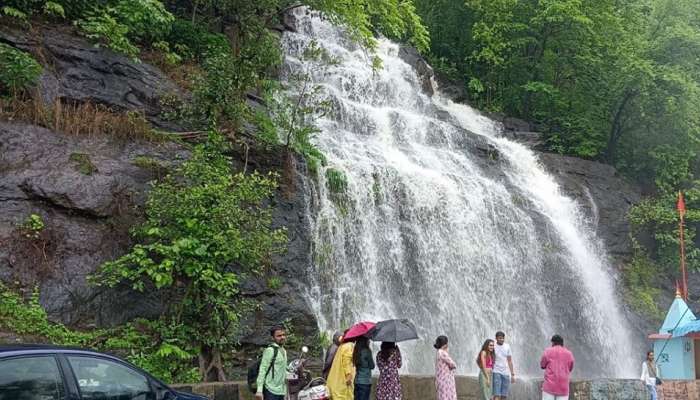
[21,214,44,239]
[0,44,42,96]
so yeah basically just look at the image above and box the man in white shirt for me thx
[492,331,515,399]
[640,351,659,400]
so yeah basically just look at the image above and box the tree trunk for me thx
[604,90,637,163]
[199,344,227,382]
[282,147,297,198]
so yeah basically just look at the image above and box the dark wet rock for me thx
[0,25,182,129]
[501,131,544,149]
[538,153,641,262]
[398,46,435,96]
[0,122,186,326]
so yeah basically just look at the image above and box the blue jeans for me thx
[354,383,371,400]
[646,384,657,400]
[492,372,510,397]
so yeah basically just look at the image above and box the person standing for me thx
[353,337,375,400]
[327,335,356,400]
[540,334,575,400]
[434,336,457,400]
[493,331,515,400]
[376,342,403,400]
[255,326,288,400]
[641,351,660,400]
[476,339,495,400]
[323,331,343,380]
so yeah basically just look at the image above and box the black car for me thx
[0,344,208,400]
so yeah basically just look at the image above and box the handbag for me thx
[655,377,662,385]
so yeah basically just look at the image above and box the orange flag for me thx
[678,191,686,217]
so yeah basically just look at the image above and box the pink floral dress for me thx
[435,349,457,400]
[376,349,402,400]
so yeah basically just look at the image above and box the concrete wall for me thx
[174,376,648,400]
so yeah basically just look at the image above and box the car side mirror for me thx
[157,389,175,400]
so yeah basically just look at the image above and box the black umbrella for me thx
[369,319,419,343]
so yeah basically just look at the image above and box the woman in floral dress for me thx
[376,342,402,400]
[434,335,457,400]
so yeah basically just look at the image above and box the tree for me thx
[93,132,287,381]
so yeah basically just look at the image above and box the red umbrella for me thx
[343,321,376,341]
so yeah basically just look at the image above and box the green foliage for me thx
[305,0,429,53]
[630,186,700,273]
[0,44,42,95]
[2,5,29,20]
[325,168,348,194]
[267,276,283,290]
[1,0,75,19]
[21,214,45,239]
[0,284,101,346]
[166,19,229,62]
[76,0,174,59]
[264,40,335,174]
[93,131,287,380]
[131,156,168,174]
[77,12,140,58]
[42,1,65,18]
[623,242,664,323]
[69,152,98,175]
[0,283,199,383]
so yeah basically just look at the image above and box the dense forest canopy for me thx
[2,0,700,381]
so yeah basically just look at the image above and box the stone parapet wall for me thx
[174,376,649,400]
[658,380,700,400]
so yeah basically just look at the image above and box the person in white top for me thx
[492,331,515,399]
[640,351,660,400]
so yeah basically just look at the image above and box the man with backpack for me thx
[255,325,288,400]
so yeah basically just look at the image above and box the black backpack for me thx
[247,346,279,393]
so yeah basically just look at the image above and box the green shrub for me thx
[167,19,229,62]
[93,131,287,381]
[77,12,140,58]
[325,168,348,194]
[0,44,42,95]
[0,283,199,383]
[267,276,283,290]
[623,241,664,323]
[76,0,173,59]
[20,214,44,239]
[113,0,173,42]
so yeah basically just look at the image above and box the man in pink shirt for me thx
[540,334,575,400]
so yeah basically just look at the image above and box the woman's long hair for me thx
[476,339,494,368]
[353,337,370,366]
[379,341,397,361]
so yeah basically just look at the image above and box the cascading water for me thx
[282,9,638,378]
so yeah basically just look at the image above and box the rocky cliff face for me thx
[0,24,317,343]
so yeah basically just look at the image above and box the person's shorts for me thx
[492,372,510,396]
[542,391,568,400]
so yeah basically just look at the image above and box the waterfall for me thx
[282,9,638,378]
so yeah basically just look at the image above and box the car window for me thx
[67,356,154,400]
[0,355,65,400]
